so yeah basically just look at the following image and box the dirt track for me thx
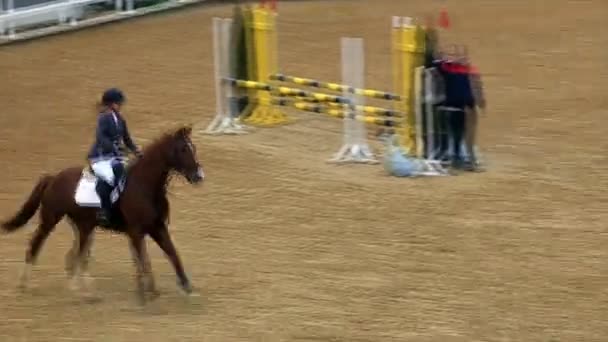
[0,0,606,341]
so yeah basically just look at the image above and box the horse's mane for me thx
[127,125,192,192]
[130,125,192,166]
[140,131,174,162]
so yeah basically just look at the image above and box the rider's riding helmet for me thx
[101,88,126,106]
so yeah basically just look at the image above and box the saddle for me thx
[76,159,129,208]
[86,157,129,184]
[83,165,96,179]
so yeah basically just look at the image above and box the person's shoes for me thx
[462,161,476,171]
[437,154,451,166]
[451,158,464,169]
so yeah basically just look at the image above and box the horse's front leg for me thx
[148,225,193,295]
[127,231,148,305]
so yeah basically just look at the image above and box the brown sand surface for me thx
[0,1,606,341]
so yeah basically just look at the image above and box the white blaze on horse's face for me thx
[196,165,205,181]
[185,138,204,183]
[186,140,195,154]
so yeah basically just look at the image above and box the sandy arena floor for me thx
[0,0,606,341]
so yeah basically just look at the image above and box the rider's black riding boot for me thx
[112,162,125,189]
[95,180,113,226]
[449,110,466,168]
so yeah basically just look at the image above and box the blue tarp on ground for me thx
[382,136,426,177]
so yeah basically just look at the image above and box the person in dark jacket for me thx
[87,88,142,226]
[421,15,442,160]
[427,51,452,163]
[461,47,486,170]
[433,46,484,169]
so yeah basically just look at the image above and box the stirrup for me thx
[96,210,112,226]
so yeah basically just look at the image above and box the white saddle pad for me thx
[74,169,120,208]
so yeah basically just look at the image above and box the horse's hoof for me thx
[187,290,201,298]
[177,278,192,295]
[81,273,95,287]
[148,289,161,300]
[136,295,146,306]
[68,279,80,292]
[64,254,75,273]
[17,278,29,291]
[82,292,103,303]
[18,264,32,289]
[136,286,147,306]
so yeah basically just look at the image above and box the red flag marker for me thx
[438,8,450,29]
[259,0,277,12]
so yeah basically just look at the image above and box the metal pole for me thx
[70,0,82,26]
[204,17,246,135]
[329,37,377,164]
[414,66,424,158]
[0,1,4,36]
[126,0,134,13]
[7,0,15,38]
[205,18,229,134]
[424,68,435,160]
[68,0,78,26]
[115,0,123,12]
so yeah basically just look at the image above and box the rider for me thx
[87,88,142,225]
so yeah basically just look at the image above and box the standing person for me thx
[422,15,443,160]
[429,45,454,164]
[460,46,486,170]
[87,88,142,226]
[435,45,482,169]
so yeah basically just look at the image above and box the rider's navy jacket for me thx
[87,111,139,161]
[431,59,485,110]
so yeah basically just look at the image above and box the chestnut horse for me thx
[1,126,204,304]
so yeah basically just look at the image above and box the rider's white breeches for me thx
[91,159,115,186]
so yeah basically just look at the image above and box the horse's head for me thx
[166,125,204,184]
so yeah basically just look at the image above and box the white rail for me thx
[0,0,135,39]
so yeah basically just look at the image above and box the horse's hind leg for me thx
[65,221,80,279]
[19,206,62,289]
[76,224,96,293]
[139,239,159,298]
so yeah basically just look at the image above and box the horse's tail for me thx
[1,175,53,233]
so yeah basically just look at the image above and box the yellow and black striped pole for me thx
[278,95,404,117]
[270,74,402,101]
[271,98,401,127]
[224,78,352,104]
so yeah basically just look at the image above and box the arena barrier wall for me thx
[0,0,207,45]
